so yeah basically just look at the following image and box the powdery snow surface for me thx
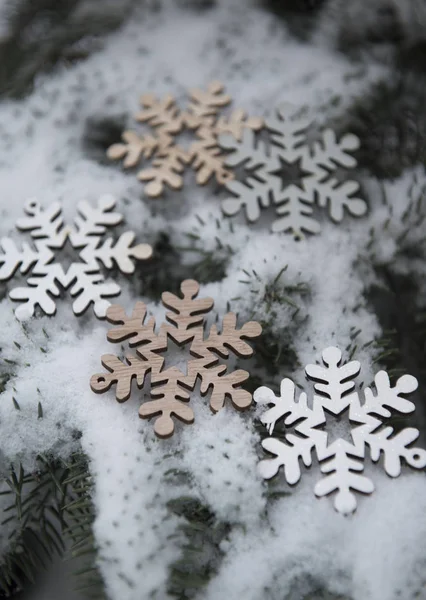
[0,1,425,599]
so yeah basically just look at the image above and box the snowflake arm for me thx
[137,149,188,197]
[359,371,426,476]
[203,312,262,358]
[16,200,65,242]
[9,265,65,320]
[102,302,161,349]
[363,371,417,417]
[219,130,276,221]
[189,84,262,186]
[367,426,426,476]
[189,129,233,186]
[70,196,122,246]
[0,238,45,280]
[185,81,231,126]
[162,280,213,331]
[215,108,263,142]
[188,313,261,412]
[308,129,359,170]
[315,446,374,515]
[306,172,367,223]
[91,303,180,433]
[83,231,152,274]
[254,379,317,483]
[305,129,367,221]
[139,377,194,439]
[220,129,272,170]
[221,178,272,223]
[254,378,311,434]
[69,269,121,318]
[305,346,360,414]
[107,130,159,168]
[200,366,252,412]
[266,104,312,161]
[259,436,316,484]
[90,354,149,401]
[135,93,182,133]
[271,182,320,237]
[110,92,185,192]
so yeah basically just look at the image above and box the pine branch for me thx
[0,456,67,597]
[241,267,309,380]
[166,497,230,600]
[0,452,105,599]
[61,453,106,600]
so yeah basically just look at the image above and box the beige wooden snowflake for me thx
[90,279,262,438]
[107,81,263,197]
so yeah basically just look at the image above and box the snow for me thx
[203,473,426,600]
[0,1,425,600]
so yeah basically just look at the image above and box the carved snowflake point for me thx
[255,346,426,514]
[0,196,152,320]
[91,279,262,437]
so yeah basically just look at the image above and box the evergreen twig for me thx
[0,456,68,597]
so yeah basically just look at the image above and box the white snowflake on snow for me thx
[219,104,367,238]
[254,346,426,514]
[0,195,152,320]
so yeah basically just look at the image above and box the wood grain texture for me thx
[91,279,262,438]
[107,82,264,197]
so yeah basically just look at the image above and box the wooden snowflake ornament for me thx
[107,81,263,197]
[91,279,262,438]
[0,196,152,320]
[254,346,426,514]
[218,104,367,239]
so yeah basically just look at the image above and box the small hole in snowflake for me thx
[221,171,233,182]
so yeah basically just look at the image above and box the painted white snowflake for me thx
[218,104,367,239]
[0,195,152,320]
[254,346,426,514]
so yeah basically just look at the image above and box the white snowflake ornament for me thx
[0,195,152,320]
[254,346,426,514]
[218,104,367,239]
